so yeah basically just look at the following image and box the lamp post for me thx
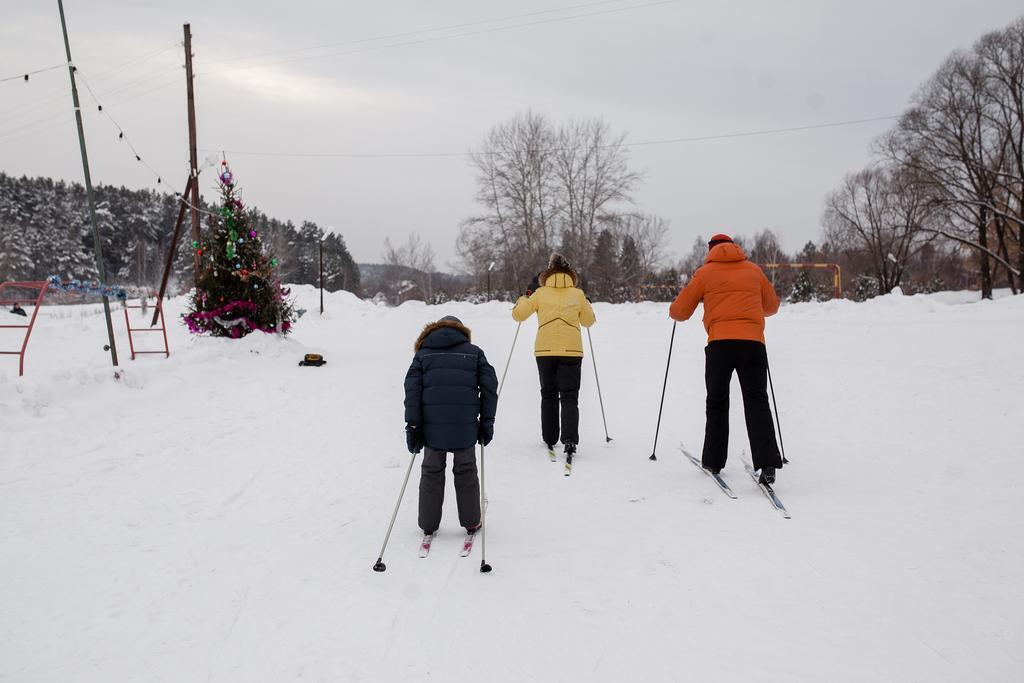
[319,235,327,315]
[487,261,496,301]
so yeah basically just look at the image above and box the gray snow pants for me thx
[418,446,481,534]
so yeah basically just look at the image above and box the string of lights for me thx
[0,42,181,119]
[73,68,220,220]
[200,116,901,161]
[197,0,678,77]
[0,61,69,83]
[0,72,182,144]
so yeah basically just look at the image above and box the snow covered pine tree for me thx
[184,163,295,338]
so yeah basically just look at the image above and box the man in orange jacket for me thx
[669,234,784,484]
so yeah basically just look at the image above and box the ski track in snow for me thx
[1,286,1023,681]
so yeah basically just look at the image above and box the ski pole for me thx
[586,327,612,442]
[766,354,789,464]
[479,444,492,573]
[372,452,418,573]
[649,321,677,461]
[497,321,522,400]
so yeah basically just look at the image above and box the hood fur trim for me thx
[539,265,579,287]
[414,318,472,351]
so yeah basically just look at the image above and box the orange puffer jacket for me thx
[669,243,780,343]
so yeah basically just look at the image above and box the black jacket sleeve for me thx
[404,354,424,425]
[477,350,498,425]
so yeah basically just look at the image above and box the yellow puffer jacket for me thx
[512,270,596,357]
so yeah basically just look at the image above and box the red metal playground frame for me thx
[123,298,170,361]
[0,281,49,376]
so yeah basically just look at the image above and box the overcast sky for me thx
[2,1,1022,269]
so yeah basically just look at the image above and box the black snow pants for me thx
[418,446,480,534]
[702,340,783,472]
[536,356,583,447]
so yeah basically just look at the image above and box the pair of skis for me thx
[548,446,573,476]
[419,531,477,559]
[679,445,790,518]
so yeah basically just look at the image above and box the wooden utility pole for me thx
[183,23,201,283]
[57,0,119,367]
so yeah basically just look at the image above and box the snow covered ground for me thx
[1,287,1022,681]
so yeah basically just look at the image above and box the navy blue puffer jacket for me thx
[404,318,498,451]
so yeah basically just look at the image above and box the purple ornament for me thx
[249,230,257,238]
[220,170,234,185]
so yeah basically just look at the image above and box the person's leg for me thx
[536,357,560,446]
[417,447,447,533]
[701,341,735,471]
[735,341,783,471]
[451,447,481,530]
[556,357,583,446]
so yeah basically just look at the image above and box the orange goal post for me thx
[758,263,843,299]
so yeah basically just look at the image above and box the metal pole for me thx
[586,328,611,442]
[183,24,201,285]
[319,239,324,315]
[372,453,418,572]
[649,321,677,461]
[57,0,118,368]
[766,355,789,464]
[497,322,522,400]
[479,444,491,573]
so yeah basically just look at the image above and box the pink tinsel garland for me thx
[184,299,292,337]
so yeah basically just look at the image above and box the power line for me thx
[197,0,679,77]
[201,0,637,67]
[201,115,900,160]
[0,109,74,142]
[624,116,901,147]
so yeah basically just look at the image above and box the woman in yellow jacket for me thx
[512,253,596,458]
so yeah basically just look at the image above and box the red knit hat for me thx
[708,233,733,248]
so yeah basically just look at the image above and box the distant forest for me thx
[0,172,361,296]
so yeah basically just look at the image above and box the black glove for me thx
[478,421,494,446]
[406,424,423,454]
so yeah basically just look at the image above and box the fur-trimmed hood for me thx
[538,265,579,288]
[414,318,472,351]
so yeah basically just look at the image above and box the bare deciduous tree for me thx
[460,111,558,290]
[459,111,661,293]
[553,118,642,271]
[824,165,933,293]
[383,232,437,298]
[879,42,1020,296]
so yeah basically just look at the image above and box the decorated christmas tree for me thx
[184,162,295,338]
